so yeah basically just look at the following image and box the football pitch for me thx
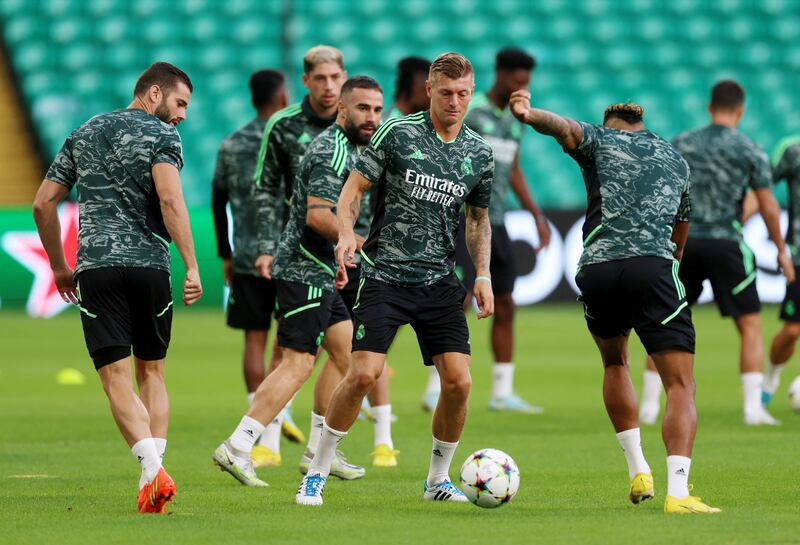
[2,303,798,545]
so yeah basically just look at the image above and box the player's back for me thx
[568,122,690,267]
[672,124,771,241]
[47,108,183,274]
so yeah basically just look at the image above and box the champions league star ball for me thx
[788,376,800,413]
[459,449,520,508]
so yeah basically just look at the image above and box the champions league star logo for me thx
[1,202,79,318]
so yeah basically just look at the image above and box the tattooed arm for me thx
[335,170,373,270]
[465,203,494,319]
[509,90,584,151]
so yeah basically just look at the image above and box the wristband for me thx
[475,276,491,283]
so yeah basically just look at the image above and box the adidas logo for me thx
[244,428,255,437]
[409,149,426,160]
[675,468,686,476]
[137,456,144,463]
[432,448,443,457]
[314,423,324,428]
[297,132,312,144]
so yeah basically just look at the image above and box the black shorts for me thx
[338,264,363,318]
[352,273,470,365]
[454,216,517,295]
[274,279,351,355]
[575,257,695,355]
[680,237,760,318]
[780,275,800,322]
[76,267,173,369]
[226,274,276,330]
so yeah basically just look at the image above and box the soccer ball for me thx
[788,376,800,413]
[459,448,520,508]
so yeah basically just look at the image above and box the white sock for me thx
[763,363,786,395]
[425,367,441,394]
[615,428,651,479]
[307,422,347,477]
[492,363,514,398]
[427,437,458,485]
[666,455,691,498]
[307,412,324,454]
[247,392,255,405]
[132,438,161,488]
[259,412,283,452]
[229,415,264,455]
[371,404,393,448]
[152,438,167,463]
[641,370,662,408]
[741,372,763,416]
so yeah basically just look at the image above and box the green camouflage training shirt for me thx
[672,124,772,241]
[45,108,183,276]
[773,135,800,263]
[354,111,494,287]
[272,124,369,290]
[465,93,523,225]
[212,118,267,276]
[567,122,690,268]
[253,96,336,255]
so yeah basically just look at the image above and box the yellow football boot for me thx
[251,445,281,468]
[371,444,399,467]
[664,494,721,514]
[629,472,655,504]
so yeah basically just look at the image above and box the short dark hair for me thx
[496,47,536,71]
[710,80,745,110]
[341,75,383,97]
[394,56,430,101]
[603,102,644,125]
[249,69,285,109]
[133,62,193,97]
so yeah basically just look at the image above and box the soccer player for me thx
[213,76,384,486]
[510,91,720,513]
[251,45,348,466]
[638,81,794,426]
[763,136,800,405]
[426,47,551,413]
[32,62,202,513]
[295,52,494,506]
[212,69,299,468]
[386,56,431,118]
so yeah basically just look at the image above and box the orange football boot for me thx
[137,467,176,514]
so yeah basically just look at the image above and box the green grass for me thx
[1,304,799,545]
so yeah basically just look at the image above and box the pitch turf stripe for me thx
[731,271,757,295]
[299,244,335,277]
[284,302,322,319]
[252,104,303,185]
[661,301,688,325]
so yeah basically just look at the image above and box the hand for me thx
[255,254,273,279]
[535,216,551,252]
[334,264,349,290]
[183,268,203,306]
[473,277,494,319]
[779,251,796,284]
[53,267,79,304]
[222,258,232,286]
[509,90,532,124]
[336,231,358,270]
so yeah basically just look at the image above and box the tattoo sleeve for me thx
[465,204,491,275]
[526,109,583,150]
[337,171,372,233]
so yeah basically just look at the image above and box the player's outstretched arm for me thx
[509,90,583,151]
[753,187,795,282]
[153,162,203,305]
[465,203,494,319]
[335,170,372,271]
[509,153,551,251]
[32,179,78,304]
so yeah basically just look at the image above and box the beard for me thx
[344,118,375,146]
[154,101,173,124]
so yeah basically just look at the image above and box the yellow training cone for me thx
[56,368,85,385]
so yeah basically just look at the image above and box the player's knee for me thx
[441,372,472,399]
[351,365,380,393]
[784,322,800,339]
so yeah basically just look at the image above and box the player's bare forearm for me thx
[509,90,583,151]
[741,190,759,223]
[153,163,198,271]
[754,188,787,254]
[336,171,372,236]
[307,197,339,243]
[465,204,491,276]
[32,180,70,271]
[671,221,690,262]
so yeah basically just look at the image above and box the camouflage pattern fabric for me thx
[673,124,772,241]
[253,96,337,256]
[772,137,800,263]
[567,121,690,268]
[272,124,369,290]
[212,118,267,275]
[45,108,183,276]
[355,111,494,287]
[465,93,523,225]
